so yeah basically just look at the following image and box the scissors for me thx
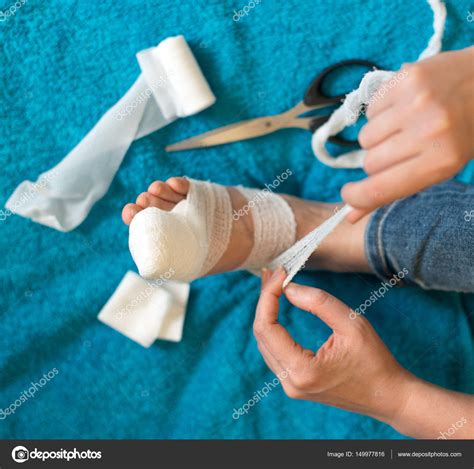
[166,59,378,152]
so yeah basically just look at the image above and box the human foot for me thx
[122,177,371,281]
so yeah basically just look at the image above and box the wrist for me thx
[372,367,420,432]
[384,372,430,437]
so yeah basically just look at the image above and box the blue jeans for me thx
[365,181,474,293]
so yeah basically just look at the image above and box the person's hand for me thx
[253,267,411,424]
[342,46,474,223]
[254,267,474,438]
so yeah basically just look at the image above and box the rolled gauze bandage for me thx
[5,35,216,232]
[137,36,215,119]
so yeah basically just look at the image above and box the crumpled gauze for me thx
[98,271,190,347]
[5,35,216,232]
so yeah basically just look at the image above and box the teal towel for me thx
[0,0,472,438]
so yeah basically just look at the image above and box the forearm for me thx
[388,373,474,439]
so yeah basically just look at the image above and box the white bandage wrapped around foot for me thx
[129,179,296,282]
[238,187,296,270]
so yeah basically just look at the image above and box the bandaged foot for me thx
[123,178,371,282]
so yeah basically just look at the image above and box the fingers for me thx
[365,67,410,119]
[257,340,286,376]
[284,283,353,334]
[363,132,419,175]
[359,106,401,149]
[365,87,394,119]
[256,267,285,325]
[362,97,451,175]
[341,149,455,211]
[254,268,313,371]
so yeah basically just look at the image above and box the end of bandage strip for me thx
[269,204,353,287]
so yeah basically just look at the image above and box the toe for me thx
[122,204,142,225]
[148,180,186,203]
[136,192,152,208]
[136,191,176,211]
[166,177,190,196]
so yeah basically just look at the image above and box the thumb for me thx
[284,283,354,333]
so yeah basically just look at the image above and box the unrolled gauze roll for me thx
[6,35,216,232]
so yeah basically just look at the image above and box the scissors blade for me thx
[165,116,283,152]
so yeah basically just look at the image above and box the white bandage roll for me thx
[137,35,216,118]
[6,36,216,232]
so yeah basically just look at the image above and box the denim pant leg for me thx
[365,180,474,293]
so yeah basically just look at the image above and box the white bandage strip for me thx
[311,0,446,169]
[129,180,297,282]
[269,205,353,287]
[5,36,216,232]
[179,179,233,278]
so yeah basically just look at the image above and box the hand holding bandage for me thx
[255,268,474,439]
[342,47,474,222]
[254,268,408,423]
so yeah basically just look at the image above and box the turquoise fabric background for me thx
[0,0,473,438]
